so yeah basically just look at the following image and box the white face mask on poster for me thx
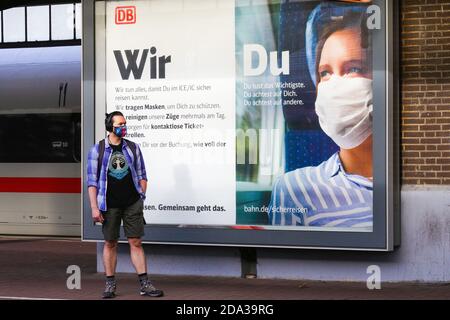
[315,76,373,150]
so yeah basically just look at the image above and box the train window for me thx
[27,6,50,42]
[51,4,74,41]
[3,7,25,42]
[0,113,81,163]
[1,3,81,47]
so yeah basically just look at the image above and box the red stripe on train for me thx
[0,178,81,193]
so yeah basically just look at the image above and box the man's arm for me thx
[139,179,147,195]
[87,144,104,223]
[135,144,147,181]
[135,144,147,196]
[88,186,104,223]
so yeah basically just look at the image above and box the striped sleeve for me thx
[268,154,373,229]
[135,144,147,181]
[86,144,99,188]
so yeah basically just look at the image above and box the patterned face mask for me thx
[113,125,127,138]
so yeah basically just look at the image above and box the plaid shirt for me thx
[87,138,147,211]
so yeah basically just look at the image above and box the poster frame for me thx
[81,0,400,251]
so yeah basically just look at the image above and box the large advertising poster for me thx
[84,0,397,249]
[105,1,236,226]
[235,1,374,231]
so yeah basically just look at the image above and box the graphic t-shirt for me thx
[106,141,140,209]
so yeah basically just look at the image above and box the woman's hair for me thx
[314,10,372,86]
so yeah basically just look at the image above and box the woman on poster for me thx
[268,6,374,229]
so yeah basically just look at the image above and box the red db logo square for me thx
[115,6,136,25]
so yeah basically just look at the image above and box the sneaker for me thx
[140,280,164,297]
[102,280,117,299]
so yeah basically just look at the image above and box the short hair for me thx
[105,111,124,132]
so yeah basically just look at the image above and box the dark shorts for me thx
[102,199,145,241]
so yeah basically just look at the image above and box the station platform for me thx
[0,236,449,300]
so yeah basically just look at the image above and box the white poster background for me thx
[105,0,236,225]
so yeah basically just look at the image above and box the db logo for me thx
[115,6,136,24]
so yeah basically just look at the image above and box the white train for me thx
[0,46,81,236]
